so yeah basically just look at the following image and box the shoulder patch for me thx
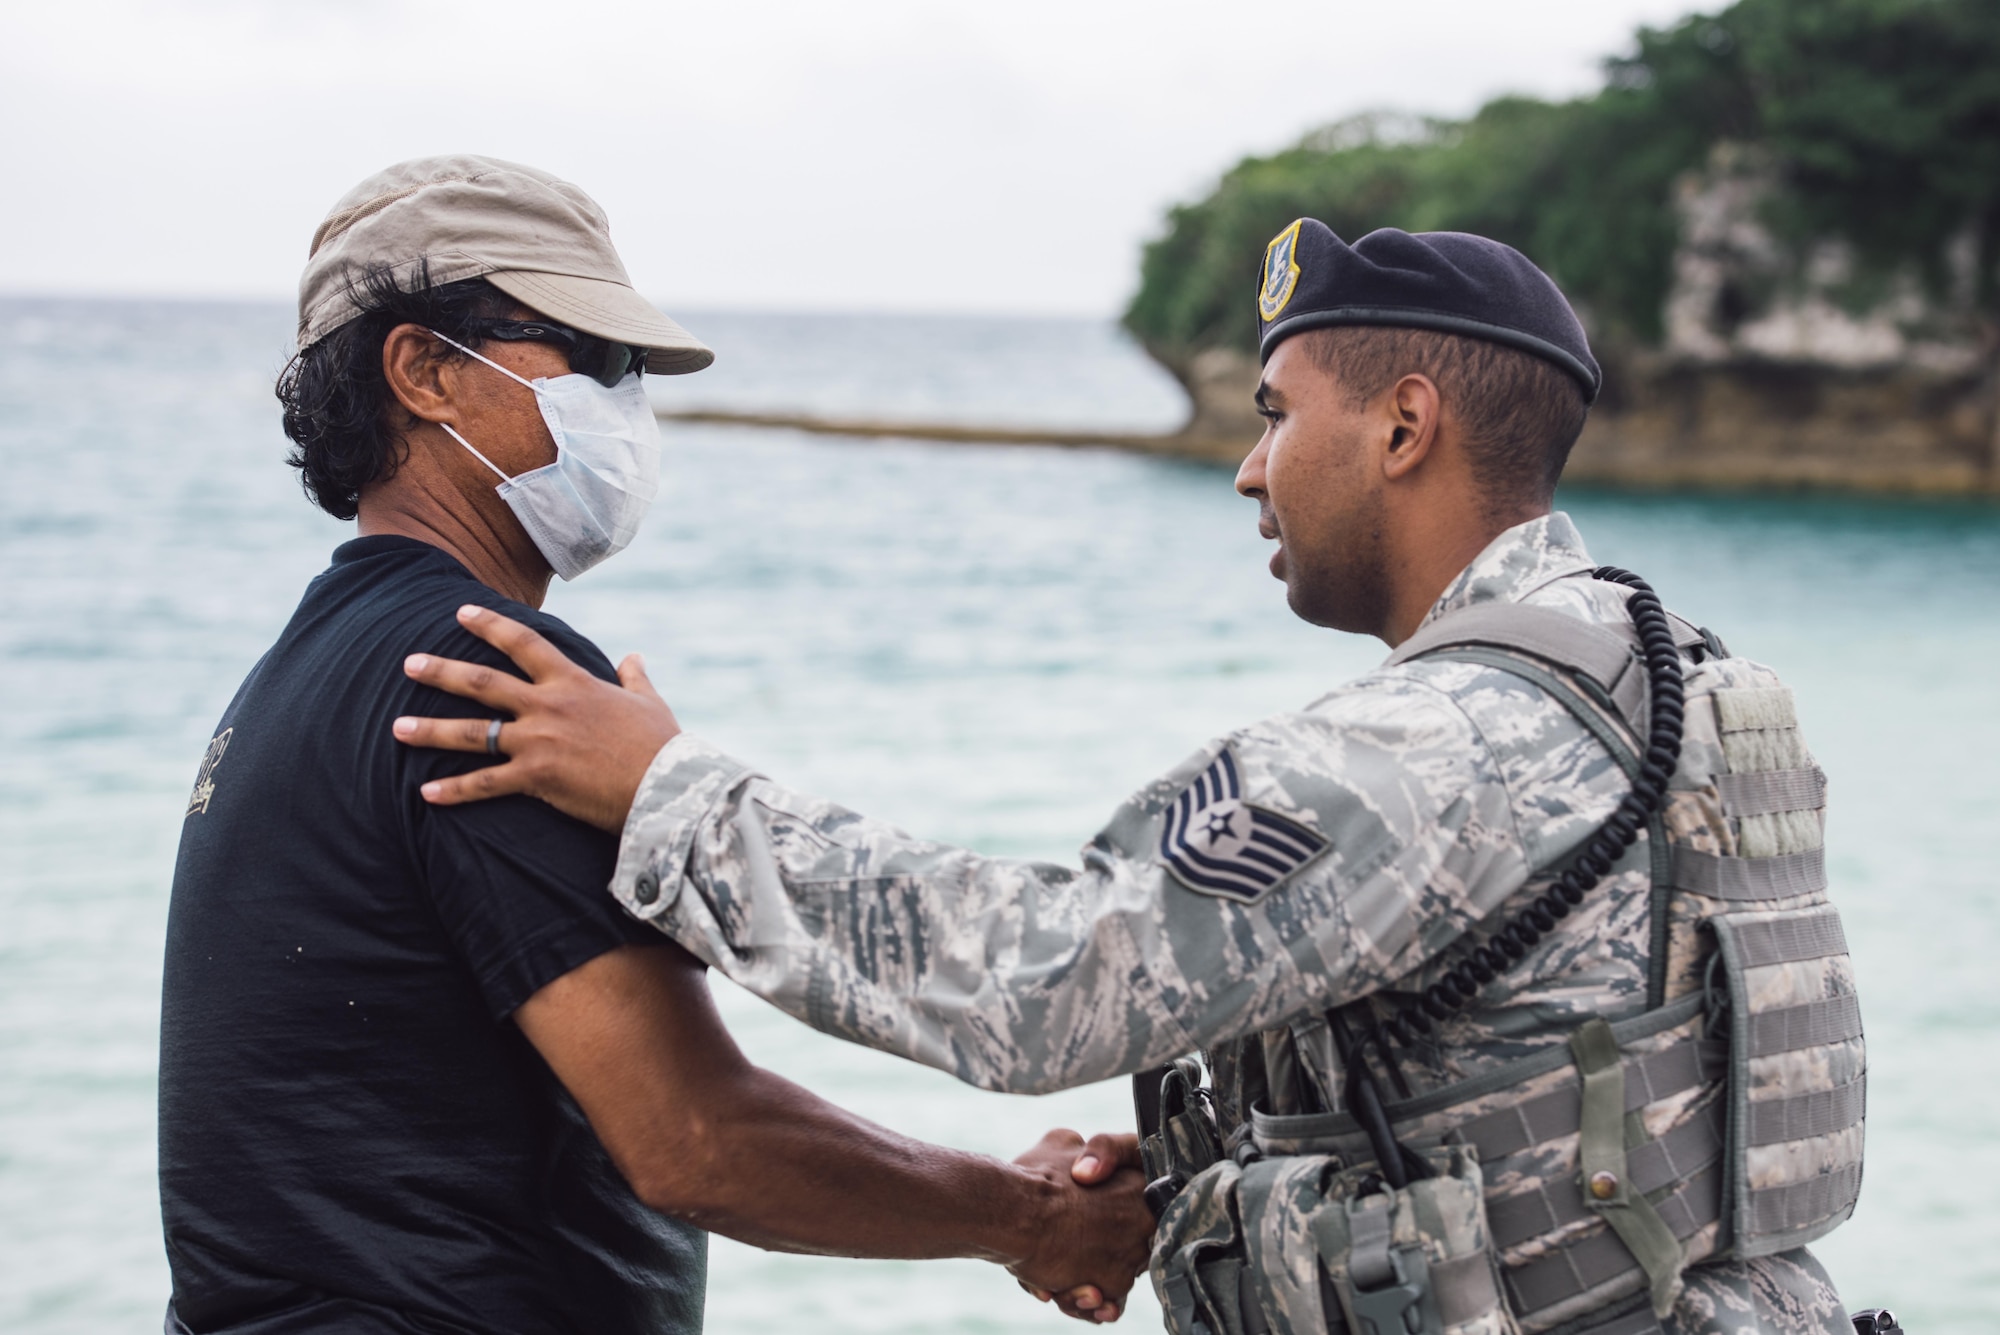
[1159,749,1328,903]
[1258,219,1305,321]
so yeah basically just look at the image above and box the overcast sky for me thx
[2,0,1705,317]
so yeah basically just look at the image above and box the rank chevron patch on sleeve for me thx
[1159,749,1328,902]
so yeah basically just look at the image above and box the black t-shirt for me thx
[159,535,705,1335]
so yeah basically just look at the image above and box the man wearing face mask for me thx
[157,156,1154,1335]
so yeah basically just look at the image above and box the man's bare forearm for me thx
[638,1062,1057,1262]
[515,944,1151,1304]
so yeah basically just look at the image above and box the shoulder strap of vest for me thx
[1386,600,1694,1008]
[1386,602,1708,743]
[1388,603,1629,738]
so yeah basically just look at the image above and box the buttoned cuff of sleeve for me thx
[610,734,757,923]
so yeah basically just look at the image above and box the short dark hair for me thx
[276,263,519,520]
[1302,326,1589,509]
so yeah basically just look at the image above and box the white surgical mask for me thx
[429,330,661,581]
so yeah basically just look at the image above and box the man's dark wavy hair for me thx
[276,262,518,520]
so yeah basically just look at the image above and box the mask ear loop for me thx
[425,329,539,484]
[427,328,539,391]
[438,421,513,483]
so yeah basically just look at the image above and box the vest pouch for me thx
[1708,903,1865,1257]
[1296,1145,1518,1335]
[1153,1144,1517,1335]
[1152,1157,1262,1335]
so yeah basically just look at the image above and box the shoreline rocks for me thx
[1142,343,2000,496]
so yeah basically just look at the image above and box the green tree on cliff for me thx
[1124,0,2000,365]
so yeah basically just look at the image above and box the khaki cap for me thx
[298,154,713,374]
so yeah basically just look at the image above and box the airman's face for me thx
[1233,338,1390,635]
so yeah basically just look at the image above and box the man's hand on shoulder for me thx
[393,605,679,831]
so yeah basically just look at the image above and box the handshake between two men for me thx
[395,605,1158,1323]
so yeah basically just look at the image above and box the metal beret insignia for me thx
[1258,219,1304,322]
[1159,748,1327,903]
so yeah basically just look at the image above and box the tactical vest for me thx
[1141,595,1864,1335]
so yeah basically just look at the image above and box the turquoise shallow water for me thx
[2,298,1996,1333]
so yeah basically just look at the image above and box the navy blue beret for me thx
[1255,219,1601,404]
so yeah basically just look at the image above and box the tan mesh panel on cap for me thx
[296,155,712,374]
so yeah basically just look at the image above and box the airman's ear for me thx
[1380,373,1441,481]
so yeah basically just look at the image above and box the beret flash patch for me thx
[1160,748,1327,903]
[1258,219,1304,322]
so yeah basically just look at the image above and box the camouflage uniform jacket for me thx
[609,513,1849,1333]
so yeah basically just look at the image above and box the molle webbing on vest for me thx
[1503,1204,1712,1327]
[1749,1079,1865,1145]
[1748,1164,1865,1237]
[1715,767,1825,817]
[1457,1036,1722,1164]
[1485,1102,1724,1250]
[1721,909,1847,968]
[1248,994,1709,1150]
[1748,994,1863,1058]
[1501,1181,1722,1321]
[1670,847,1827,900]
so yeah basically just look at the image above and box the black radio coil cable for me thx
[1376,567,1687,1050]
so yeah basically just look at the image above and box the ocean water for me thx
[2,296,1997,1334]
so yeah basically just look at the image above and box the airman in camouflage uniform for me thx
[605,511,1850,1334]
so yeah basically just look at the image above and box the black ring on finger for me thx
[485,718,503,756]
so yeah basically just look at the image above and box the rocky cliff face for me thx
[1661,144,1986,377]
[1148,345,1996,492]
[1570,356,1993,492]
[1145,148,2000,493]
